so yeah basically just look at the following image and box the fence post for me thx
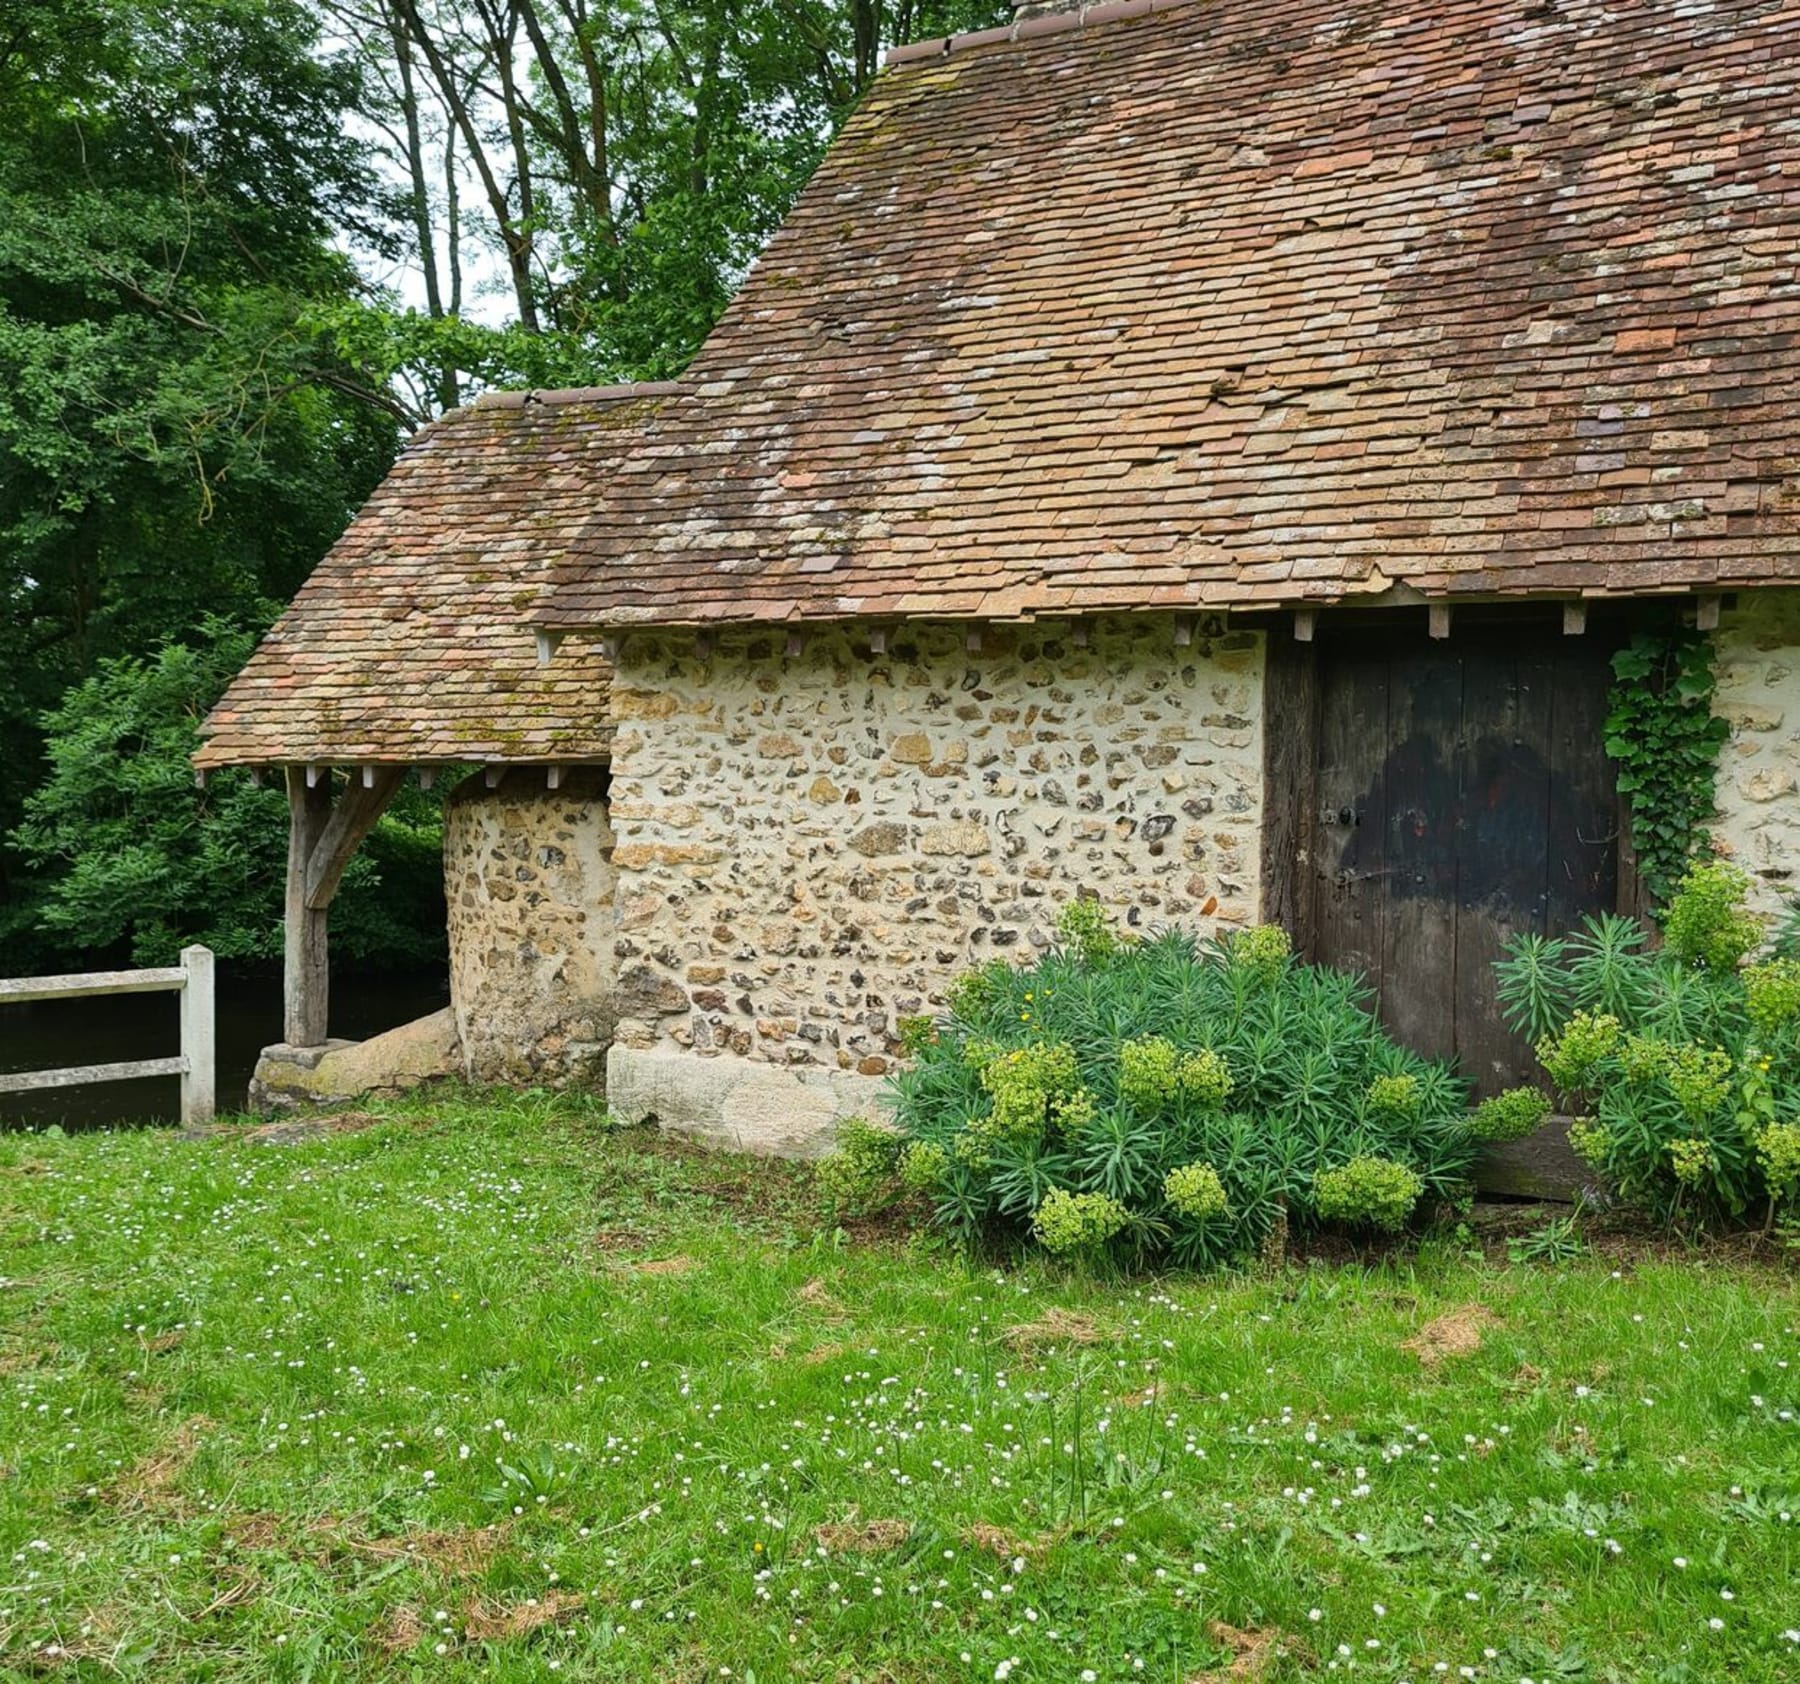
[179,945,216,1126]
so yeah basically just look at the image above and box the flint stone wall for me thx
[603,617,1265,1097]
[1713,591,1800,919]
[443,767,617,1083]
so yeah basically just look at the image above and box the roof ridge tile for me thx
[884,0,1174,67]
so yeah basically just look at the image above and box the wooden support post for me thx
[1293,608,1317,643]
[284,768,332,1047]
[178,944,215,1126]
[1562,600,1588,636]
[1428,603,1452,640]
[1696,593,1722,631]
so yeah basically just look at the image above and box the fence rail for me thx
[0,946,215,1124]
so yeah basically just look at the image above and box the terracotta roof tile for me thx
[196,386,673,768]
[541,0,1800,627]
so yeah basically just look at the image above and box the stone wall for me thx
[604,617,1265,1110]
[1713,590,1800,918]
[443,768,617,1084]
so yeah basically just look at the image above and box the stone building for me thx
[200,0,1800,1154]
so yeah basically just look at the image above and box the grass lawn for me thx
[2,1093,1799,1682]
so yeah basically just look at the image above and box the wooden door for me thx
[1304,623,1618,1095]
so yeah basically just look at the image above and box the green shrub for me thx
[1312,1157,1423,1233]
[815,1117,902,1213]
[1496,866,1800,1228]
[887,914,1479,1268]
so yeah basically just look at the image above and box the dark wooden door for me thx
[1306,624,1618,1095]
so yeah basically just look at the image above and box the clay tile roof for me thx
[543,0,1800,630]
[196,384,674,769]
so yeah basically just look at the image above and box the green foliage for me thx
[1312,1157,1424,1233]
[1496,867,1800,1227]
[1054,896,1119,965]
[1604,627,1729,911]
[1661,861,1762,974]
[888,912,1479,1268]
[815,1117,903,1214]
[1471,1087,1552,1143]
[8,616,447,967]
[1505,1212,1588,1266]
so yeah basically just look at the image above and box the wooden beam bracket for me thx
[302,766,406,910]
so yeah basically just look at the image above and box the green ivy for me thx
[1605,627,1730,914]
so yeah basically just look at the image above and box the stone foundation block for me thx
[606,1046,884,1159]
[249,1008,462,1114]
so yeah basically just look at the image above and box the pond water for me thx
[0,965,449,1130]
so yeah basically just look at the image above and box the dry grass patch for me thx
[815,1517,911,1554]
[460,1589,585,1642]
[1401,1304,1500,1368]
[369,1605,429,1656]
[1003,1308,1101,1351]
[634,1255,697,1276]
[797,1277,846,1318]
[962,1522,1054,1560]
[345,1524,508,1577]
[1191,1620,1309,1681]
[111,1415,213,1509]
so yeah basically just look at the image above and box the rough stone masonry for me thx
[603,615,1265,1152]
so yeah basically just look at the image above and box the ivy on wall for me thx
[1605,625,1730,914]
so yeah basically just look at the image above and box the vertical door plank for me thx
[1378,640,1464,1065]
[1547,640,1623,933]
[1310,647,1389,998]
[1260,635,1320,952]
[1454,642,1556,1095]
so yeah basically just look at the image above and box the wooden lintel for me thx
[1696,593,1722,631]
[534,629,564,667]
[303,766,406,911]
[1428,604,1453,640]
[484,765,504,789]
[1293,608,1317,643]
[1562,600,1588,636]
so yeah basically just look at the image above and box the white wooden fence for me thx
[0,946,216,1125]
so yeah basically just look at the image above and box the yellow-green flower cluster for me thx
[1537,1010,1622,1091]
[1118,1037,1232,1111]
[816,1118,902,1212]
[1164,1162,1229,1221]
[898,1139,949,1192]
[1567,1115,1610,1169]
[1312,1156,1423,1232]
[1366,1072,1421,1122]
[1055,897,1118,966]
[1031,1188,1130,1253]
[1754,1121,1800,1198]
[946,960,1013,1023]
[974,1041,1081,1141]
[1662,860,1763,974]
[1230,924,1292,986]
[897,1014,939,1057]
[1470,1086,1551,1143]
[1666,1046,1733,1121]
[1666,1135,1717,1188]
[1618,1034,1672,1086]
[1746,959,1800,1038]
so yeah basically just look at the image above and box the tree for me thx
[0,0,408,963]
[9,615,447,969]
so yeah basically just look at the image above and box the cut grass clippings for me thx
[1,1086,1799,1680]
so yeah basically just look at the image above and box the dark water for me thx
[0,964,449,1129]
